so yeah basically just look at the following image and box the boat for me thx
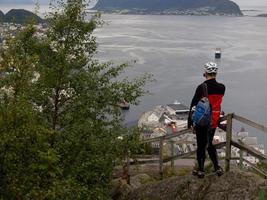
[215,48,222,59]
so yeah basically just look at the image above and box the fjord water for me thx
[94,14,267,148]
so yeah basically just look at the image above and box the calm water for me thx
[94,14,267,149]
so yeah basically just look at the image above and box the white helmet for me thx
[204,62,218,74]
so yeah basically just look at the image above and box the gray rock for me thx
[122,170,267,200]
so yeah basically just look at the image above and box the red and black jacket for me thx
[188,78,225,128]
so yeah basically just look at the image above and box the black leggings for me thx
[195,125,219,172]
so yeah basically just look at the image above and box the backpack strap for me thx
[202,83,208,98]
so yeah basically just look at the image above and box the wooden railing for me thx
[225,113,267,177]
[141,128,193,179]
[131,125,226,179]
[129,113,267,179]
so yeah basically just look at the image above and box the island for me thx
[257,14,267,17]
[0,9,44,24]
[93,0,243,16]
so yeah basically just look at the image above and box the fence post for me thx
[225,113,233,172]
[237,139,244,170]
[171,140,175,169]
[239,150,244,170]
[159,137,164,180]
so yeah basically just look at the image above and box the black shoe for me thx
[192,169,205,178]
[215,166,224,177]
[197,171,205,178]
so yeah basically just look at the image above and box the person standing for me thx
[188,62,225,178]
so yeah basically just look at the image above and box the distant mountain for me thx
[4,9,44,24]
[93,0,243,16]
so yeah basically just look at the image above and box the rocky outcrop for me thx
[118,170,267,200]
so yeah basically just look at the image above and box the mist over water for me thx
[94,14,267,149]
